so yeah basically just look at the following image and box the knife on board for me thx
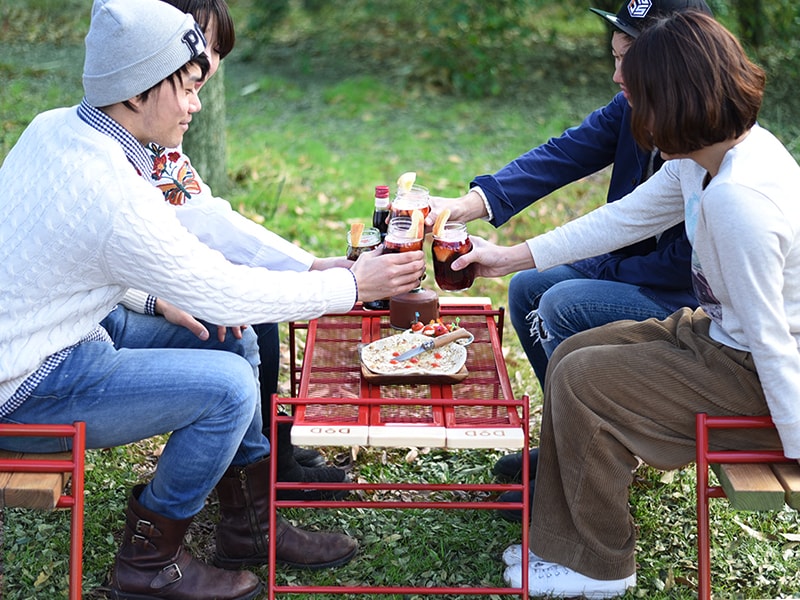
[395,328,473,361]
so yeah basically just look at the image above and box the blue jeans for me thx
[508,266,672,388]
[0,307,268,520]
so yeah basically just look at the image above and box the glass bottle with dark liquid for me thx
[432,222,475,292]
[362,186,392,310]
[372,185,390,241]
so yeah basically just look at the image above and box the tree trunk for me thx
[735,0,765,48]
[183,62,228,193]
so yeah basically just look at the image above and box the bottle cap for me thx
[374,185,390,208]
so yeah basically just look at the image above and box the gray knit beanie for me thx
[83,0,207,107]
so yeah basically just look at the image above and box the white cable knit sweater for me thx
[0,106,356,406]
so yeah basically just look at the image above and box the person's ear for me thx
[127,95,145,111]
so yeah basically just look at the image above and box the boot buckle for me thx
[151,562,183,589]
[135,518,155,536]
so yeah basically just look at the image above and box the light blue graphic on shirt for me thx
[685,187,722,320]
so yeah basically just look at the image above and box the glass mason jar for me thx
[346,227,381,260]
[383,217,424,254]
[384,216,425,291]
[390,184,431,220]
[431,222,475,292]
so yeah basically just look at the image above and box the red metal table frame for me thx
[695,413,792,600]
[268,298,530,598]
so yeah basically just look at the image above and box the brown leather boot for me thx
[214,457,358,570]
[110,485,262,600]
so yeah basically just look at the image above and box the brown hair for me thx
[163,0,236,59]
[122,55,210,112]
[622,11,765,155]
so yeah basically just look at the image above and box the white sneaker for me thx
[503,560,636,599]
[501,544,543,566]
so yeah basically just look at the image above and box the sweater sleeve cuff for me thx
[120,289,156,315]
[349,269,359,305]
[323,268,359,314]
[470,186,494,222]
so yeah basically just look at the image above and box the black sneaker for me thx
[276,466,352,501]
[492,448,539,483]
[496,480,535,523]
[293,446,326,469]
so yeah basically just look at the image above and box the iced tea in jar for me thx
[346,226,381,260]
[384,215,425,291]
[432,222,474,292]
[390,184,431,220]
[383,216,424,254]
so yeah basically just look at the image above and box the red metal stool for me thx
[0,421,86,600]
[695,413,791,600]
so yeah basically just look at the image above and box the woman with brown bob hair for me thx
[453,11,800,598]
[624,10,765,156]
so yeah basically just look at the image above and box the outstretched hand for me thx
[155,298,247,342]
[426,190,488,229]
[450,235,537,279]
[350,246,426,302]
[310,256,354,270]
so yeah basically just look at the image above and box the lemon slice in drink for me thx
[397,171,417,192]
[349,222,364,244]
[432,208,451,237]
[409,209,424,239]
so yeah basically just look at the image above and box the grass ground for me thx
[2,1,800,598]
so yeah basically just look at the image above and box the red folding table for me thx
[269,297,531,598]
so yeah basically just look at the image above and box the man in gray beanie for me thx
[82,0,206,107]
[0,0,426,598]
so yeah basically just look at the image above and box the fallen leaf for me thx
[733,516,778,542]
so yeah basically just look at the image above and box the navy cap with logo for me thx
[590,0,713,38]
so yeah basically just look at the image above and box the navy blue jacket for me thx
[471,92,696,312]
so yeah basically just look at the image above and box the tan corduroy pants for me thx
[530,307,782,580]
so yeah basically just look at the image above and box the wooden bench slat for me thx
[0,451,71,510]
[711,463,786,511]
[771,462,800,510]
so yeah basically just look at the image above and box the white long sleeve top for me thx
[148,143,316,272]
[0,106,357,406]
[120,143,320,314]
[528,125,800,457]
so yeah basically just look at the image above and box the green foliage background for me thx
[239,0,800,100]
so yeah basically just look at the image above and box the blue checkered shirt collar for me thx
[77,98,153,180]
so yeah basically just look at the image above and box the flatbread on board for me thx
[360,332,467,376]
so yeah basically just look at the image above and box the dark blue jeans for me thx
[508,266,672,388]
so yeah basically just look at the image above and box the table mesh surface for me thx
[295,311,515,427]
